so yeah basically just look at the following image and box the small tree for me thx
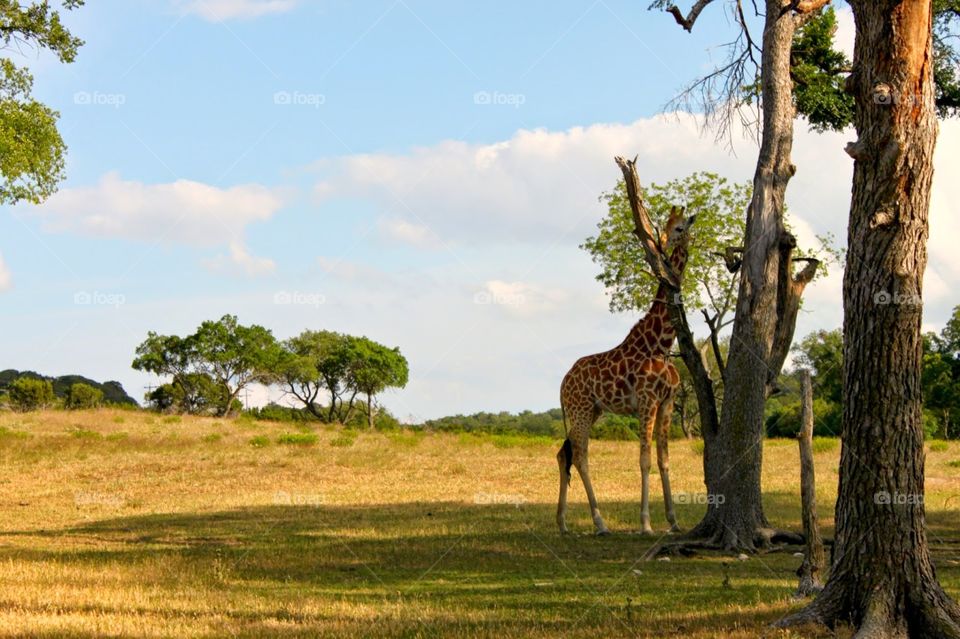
[65,382,102,409]
[349,337,409,429]
[272,330,357,422]
[8,377,55,412]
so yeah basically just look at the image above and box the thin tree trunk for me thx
[796,369,824,597]
[688,0,804,551]
[778,2,960,635]
[367,393,374,429]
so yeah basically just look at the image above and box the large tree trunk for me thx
[686,0,803,551]
[778,2,960,636]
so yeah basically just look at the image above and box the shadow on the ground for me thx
[1,494,957,638]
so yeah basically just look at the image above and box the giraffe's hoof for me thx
[640,528,656,537]
[596,528,612,537]
[668,524,682,534]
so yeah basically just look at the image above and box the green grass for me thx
[948,459,960,468]
[248,434,271,447]
[929,440,950,452]
[276,432,318,446]
[812,437,839,453]
[0,409,956,638]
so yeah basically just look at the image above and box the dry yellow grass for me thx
[0,409,957,638]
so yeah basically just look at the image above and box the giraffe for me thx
[557,208,696,535]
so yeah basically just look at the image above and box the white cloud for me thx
[377,217,442,249]
[0,253,11,292]
[175,0,298,21]
[312,115,857,251]
[475,280,570,318]
[204,241,276,276]
[30,171,283,277]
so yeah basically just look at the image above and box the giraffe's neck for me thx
[621,245,688,358]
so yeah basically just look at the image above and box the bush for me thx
[276,432,318,446]
[66,383,104,409]
[929,440,949,452]
[248,435,271,447]
[8,378,55,412]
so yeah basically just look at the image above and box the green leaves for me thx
[0,1,84,204]
[791,8,854,133]
[133,315,278,417]
[582,172,748,315]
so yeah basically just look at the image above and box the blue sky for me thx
[2,1,959,420]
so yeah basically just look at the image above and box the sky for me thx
[1,0,959,421]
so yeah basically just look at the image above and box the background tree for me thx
[133,316,278,417]
[273,330,358,423]
[0,1,83,204]
[780,1,960,634]
[65,382,102,409]
[637,0,836,553]
[7,377,55,411]
[349,337,409,429]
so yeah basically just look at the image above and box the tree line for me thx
[133,315,409,427]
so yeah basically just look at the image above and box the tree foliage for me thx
[270,330,408,426]
[0,0,83,204]
[7,376,55,411]
[65,382,102,409]
[582,172,748,315]
[133,316,278,417]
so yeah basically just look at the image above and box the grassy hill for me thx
[0,409,957,637]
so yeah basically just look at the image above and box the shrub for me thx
[8,378,55,412]
[276,432,318,446]
[330,432,356,447]
[948,459,960,468]
[248,435,271,447]
[66,383,104,409]
[929,440,949,452]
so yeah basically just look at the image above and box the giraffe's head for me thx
[660,206,697,251]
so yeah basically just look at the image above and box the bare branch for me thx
[614,156,678,287]
[664,0,717,32]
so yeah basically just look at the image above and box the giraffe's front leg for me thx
[656,399,681,533]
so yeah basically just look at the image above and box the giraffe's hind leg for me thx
[656,396,680,533]
[559,404,608,535]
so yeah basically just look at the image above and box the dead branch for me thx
[664,0,717,32]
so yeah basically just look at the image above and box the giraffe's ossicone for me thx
[557,208,696,535]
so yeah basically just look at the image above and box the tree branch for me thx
[664,0,717,32]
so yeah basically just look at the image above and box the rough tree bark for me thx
[650,0,820,554]
[778,1,960,636]
[795,369,824,597]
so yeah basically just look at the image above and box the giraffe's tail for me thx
[560,437,573,480]
[559,396,572,480]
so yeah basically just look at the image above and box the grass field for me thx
[0,409,957,638]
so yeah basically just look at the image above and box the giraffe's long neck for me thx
[621,245,688,358]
